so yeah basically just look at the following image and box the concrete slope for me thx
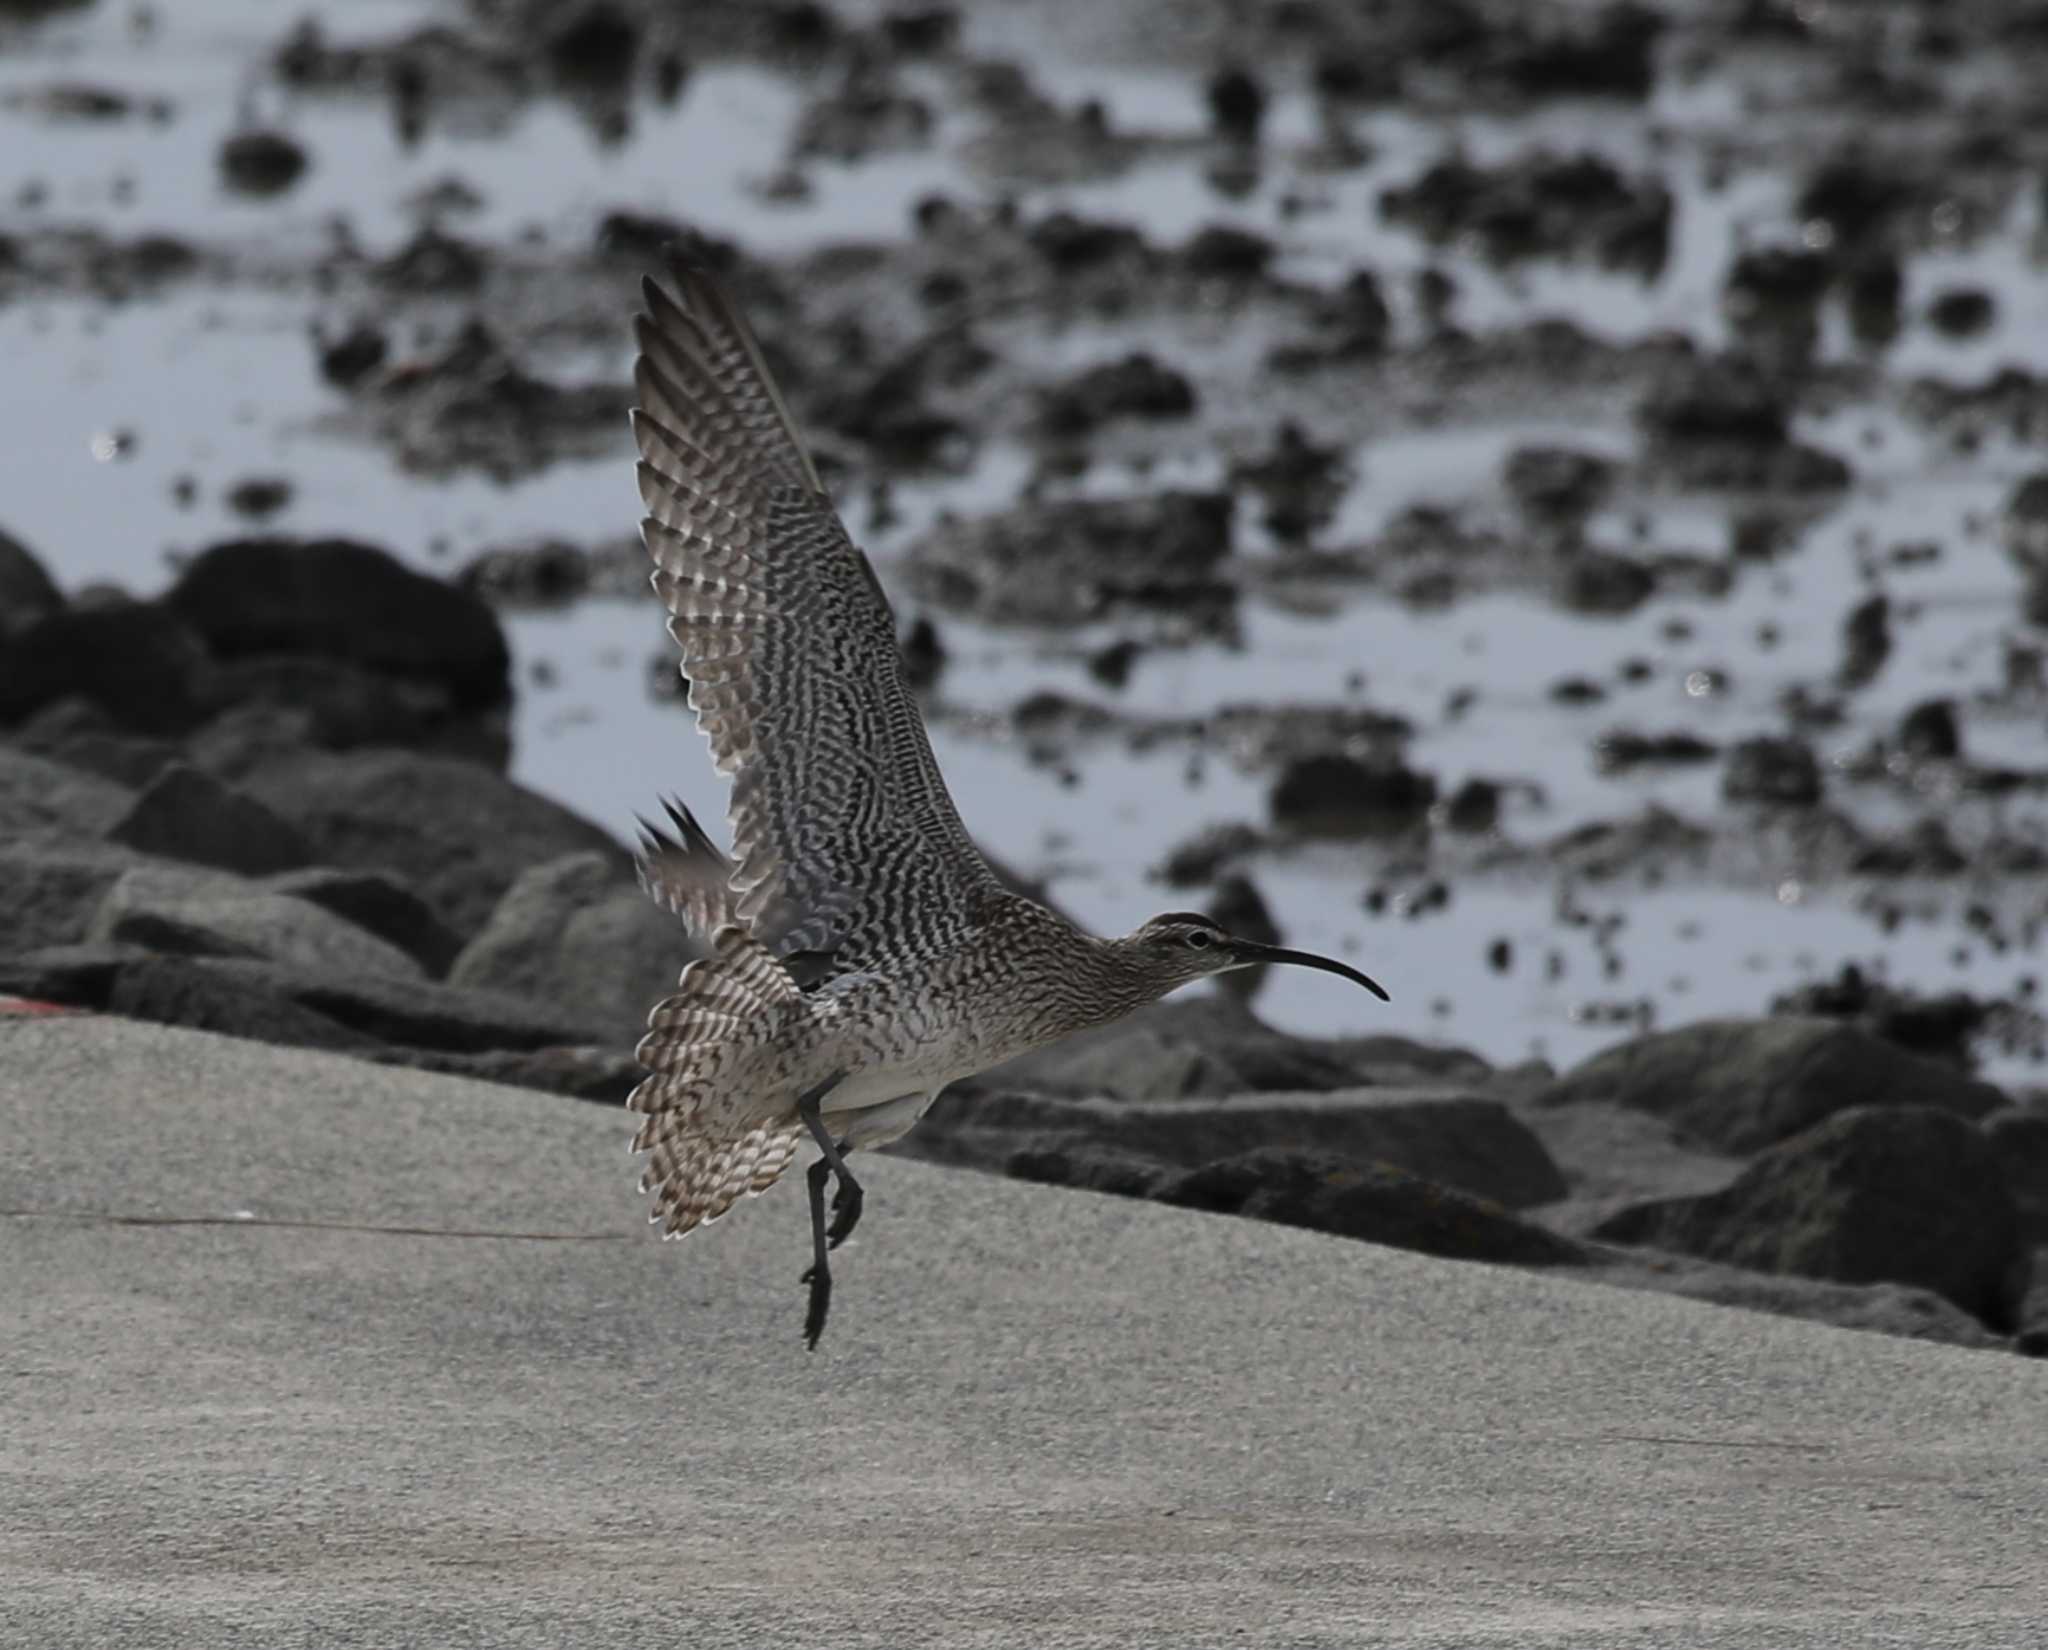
[3,1014,2044,1649]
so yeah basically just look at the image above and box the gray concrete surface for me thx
[3,1013,2044,1648]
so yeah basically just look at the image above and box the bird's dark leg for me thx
[795,1074,858,1350]
[826,1159,864,1251]
[802,1156,832,1349]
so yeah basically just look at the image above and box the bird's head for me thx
[1114,911,1390,1003]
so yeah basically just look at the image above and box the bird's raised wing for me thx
[631,261,1000,977]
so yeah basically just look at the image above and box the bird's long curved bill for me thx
[1233,941,1391,1002]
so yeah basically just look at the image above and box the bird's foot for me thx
[802,1262,832,1350]
[826,1177,864,1251]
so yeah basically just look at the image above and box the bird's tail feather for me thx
[629,924,806,1238]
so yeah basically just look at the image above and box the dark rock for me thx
[546,1,637,84]
[1443,777,1501,832]
[0,747,135,841]
[1037,353,1196,436]
[0,526,63,635]
[1593,729,1717,774]
[1638,358,1852,492]
[224,477,292,520]
[1537,1017,2005,1154]
[0,842,138,950]
[1897,698,1961,760]
[1557,550,1652,615]
[1477,1,1663,101]
[1927,287,1994,340]
[1796,156,1915,249]
[1769,965,1990,1069]
[317,323,388,389]
[1179,223,1273,278]
[880,8,957,53]
[1205,66,1265,143]
[1837,592,1890,688]
[448,852,691,1050]
[0,599,212,735]
[1156,821,1262,885]
[199,655,510,769]
[73,953,604,1056]
[359,318,626,480]
[107,764,311,876]
[1849,820,1971,879]
[1984,1108,2048,1242]
[1024,210,1150,271]
[1229,422,1349,545]
[900,614,946,691]
[376,226,485,293]
[87,865,424,980]
[975,995,1382,1101]
[903,491,1233,626]
[1206,871,1278,1001]
[1844,256,1903,346]
[917,1085,1565,1209]
[1723,247,1832,325]
[1639,356,1787,447]
[794,69,933,161]
[1502,446,1614,523]
[375,1043,641,1104]
[457,538,596,607]
[1586,1252,2005,1349]
[1161,1149,1588,1265]
[236,748,625,938]
[594,211,742,271]
[2002,472,2048,572]
[218,129,308,196]
[1593,1106,2025,1326]
[1270,753,1436,839]
[266,867,464,978]
[102,953,386,1053]
[165,537,510,713]
[0,944,137,1012]
[1722,735,1822,805]
[1380,152,1670,274]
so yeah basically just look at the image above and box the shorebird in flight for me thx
[625,260,1389,1347]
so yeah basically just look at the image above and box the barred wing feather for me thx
[631,262,999,977]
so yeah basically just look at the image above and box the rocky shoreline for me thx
[3,525,2042,1353]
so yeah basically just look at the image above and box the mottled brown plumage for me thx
[625,260,1389,1346]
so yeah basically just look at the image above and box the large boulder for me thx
[975,995,1388,1100]
[0,599,213,735]
[163,537,511,713]
[1536,1017,2004,1154]
[234,748,626,937]
[0,841,141,950]
[107,763,312,876]
[911,1087,1567,1209]
[11,696,180,787]
[4,948,607,1056]
[1592,1106,2027,1326]
[448,851,691,1049]
[1984,1106,2048,1243]
[265,867,465,978]
[1155,1149,1589,1266]
[201,655,511,768]
[88,865,425,982]
[0,526,64,635]
[0,746,135,842]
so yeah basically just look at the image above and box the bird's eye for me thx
[1185,930,1213,950]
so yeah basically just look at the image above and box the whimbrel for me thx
[624,260,1389,1347]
